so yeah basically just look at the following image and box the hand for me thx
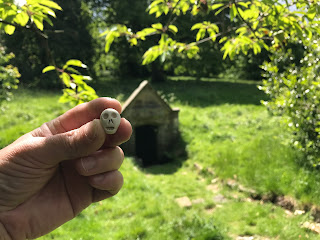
[0,98,132,240]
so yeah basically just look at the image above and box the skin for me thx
[0,98,132,240]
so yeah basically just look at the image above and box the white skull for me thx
[100,108,121,134]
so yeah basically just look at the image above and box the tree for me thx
[102,0,320,164]
[0,0,98,105]
[1,0,96,88]
[91,0,157,80]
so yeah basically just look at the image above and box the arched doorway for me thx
[135,125,158,166]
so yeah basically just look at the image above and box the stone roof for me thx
[122,80,178,114]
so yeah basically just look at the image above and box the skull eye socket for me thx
[103,113,109,119]
[111,112,117,118]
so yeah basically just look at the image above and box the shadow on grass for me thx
[95,78,268,107]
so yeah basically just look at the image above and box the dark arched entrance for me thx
[135,125,158,166]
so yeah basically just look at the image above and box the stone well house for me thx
[121,81,180,166]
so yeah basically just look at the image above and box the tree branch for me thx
[0,19,27,29]
[164,0,182,29]
[233,1,261,41]
[0,18,49,39]
[188,25,243,47]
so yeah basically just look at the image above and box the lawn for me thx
[1,78,320,239]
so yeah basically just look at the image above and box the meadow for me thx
[1,78,320,239]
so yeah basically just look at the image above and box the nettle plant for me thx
[0,0,98,106]
[101,0,320,165]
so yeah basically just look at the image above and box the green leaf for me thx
[4,24,15,35]
[129,38,138,46]
[32,17,44,31]
[99,29,110,37]
[142,46,162,65]
[215,4,226,15]
[15,12,29,26]
[65,59,87,69]
[168,25,178,34]
[181,2,189,14]
[149,5,159,15]
[43,16,54,26]
[230,3,237,21]
[148,0,164,9]
[151,23,163,30]
[191,23,203,31]
[137,28,157,37]
[306,6,316,20]
[105,33,115,53]
[186,45,199,59]
[61,72,71,87]
[196,29,206,41]
[42,66,56,73]
[293,22,303,38]
[38,0,62,10]
[237,2,249,8]
[211,3,224,11]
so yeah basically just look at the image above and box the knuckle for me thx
[61,130,80,159]
[110,171,124,195]
[115,146,125,164]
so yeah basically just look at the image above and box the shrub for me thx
[260,41,320,165]
[0,46,20,110]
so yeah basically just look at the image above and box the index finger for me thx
[35,98,122,136]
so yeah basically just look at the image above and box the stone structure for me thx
[121,80,180,166]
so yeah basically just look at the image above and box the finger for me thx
[33,97,122,136]
[25,119,106,165]
[101,118,132,148]
[76,147,124,176]
[89,170,124,201]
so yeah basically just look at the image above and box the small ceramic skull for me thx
[100,108,121,134]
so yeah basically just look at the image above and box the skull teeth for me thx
[106,127,115,130]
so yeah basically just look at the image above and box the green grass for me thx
[2,79,320,239]
[0,89,67,147]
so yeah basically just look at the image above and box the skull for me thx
[100,108,121,134]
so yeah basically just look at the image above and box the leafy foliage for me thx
[43,60,98,106]
[0,0,62,34]
[102,0,320,164]
[0,46,19,109]
[1,0,96,89]
[1,0,98,106]
[103,0,319,64]
[261,41,320,165]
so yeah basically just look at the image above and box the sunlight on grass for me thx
[2,80,320,239]
[0,89,67,148]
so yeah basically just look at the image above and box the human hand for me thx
[0,98,132,240]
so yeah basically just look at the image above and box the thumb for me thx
[25,119,106,166]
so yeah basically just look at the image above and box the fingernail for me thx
[81,157,96,172]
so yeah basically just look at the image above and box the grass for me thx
[0,89,67,147]
[2,78,320,239]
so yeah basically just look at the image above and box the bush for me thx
[261,41,320,165]
[0,46,20,110]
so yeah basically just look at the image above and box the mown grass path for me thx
[1,79,320,239]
